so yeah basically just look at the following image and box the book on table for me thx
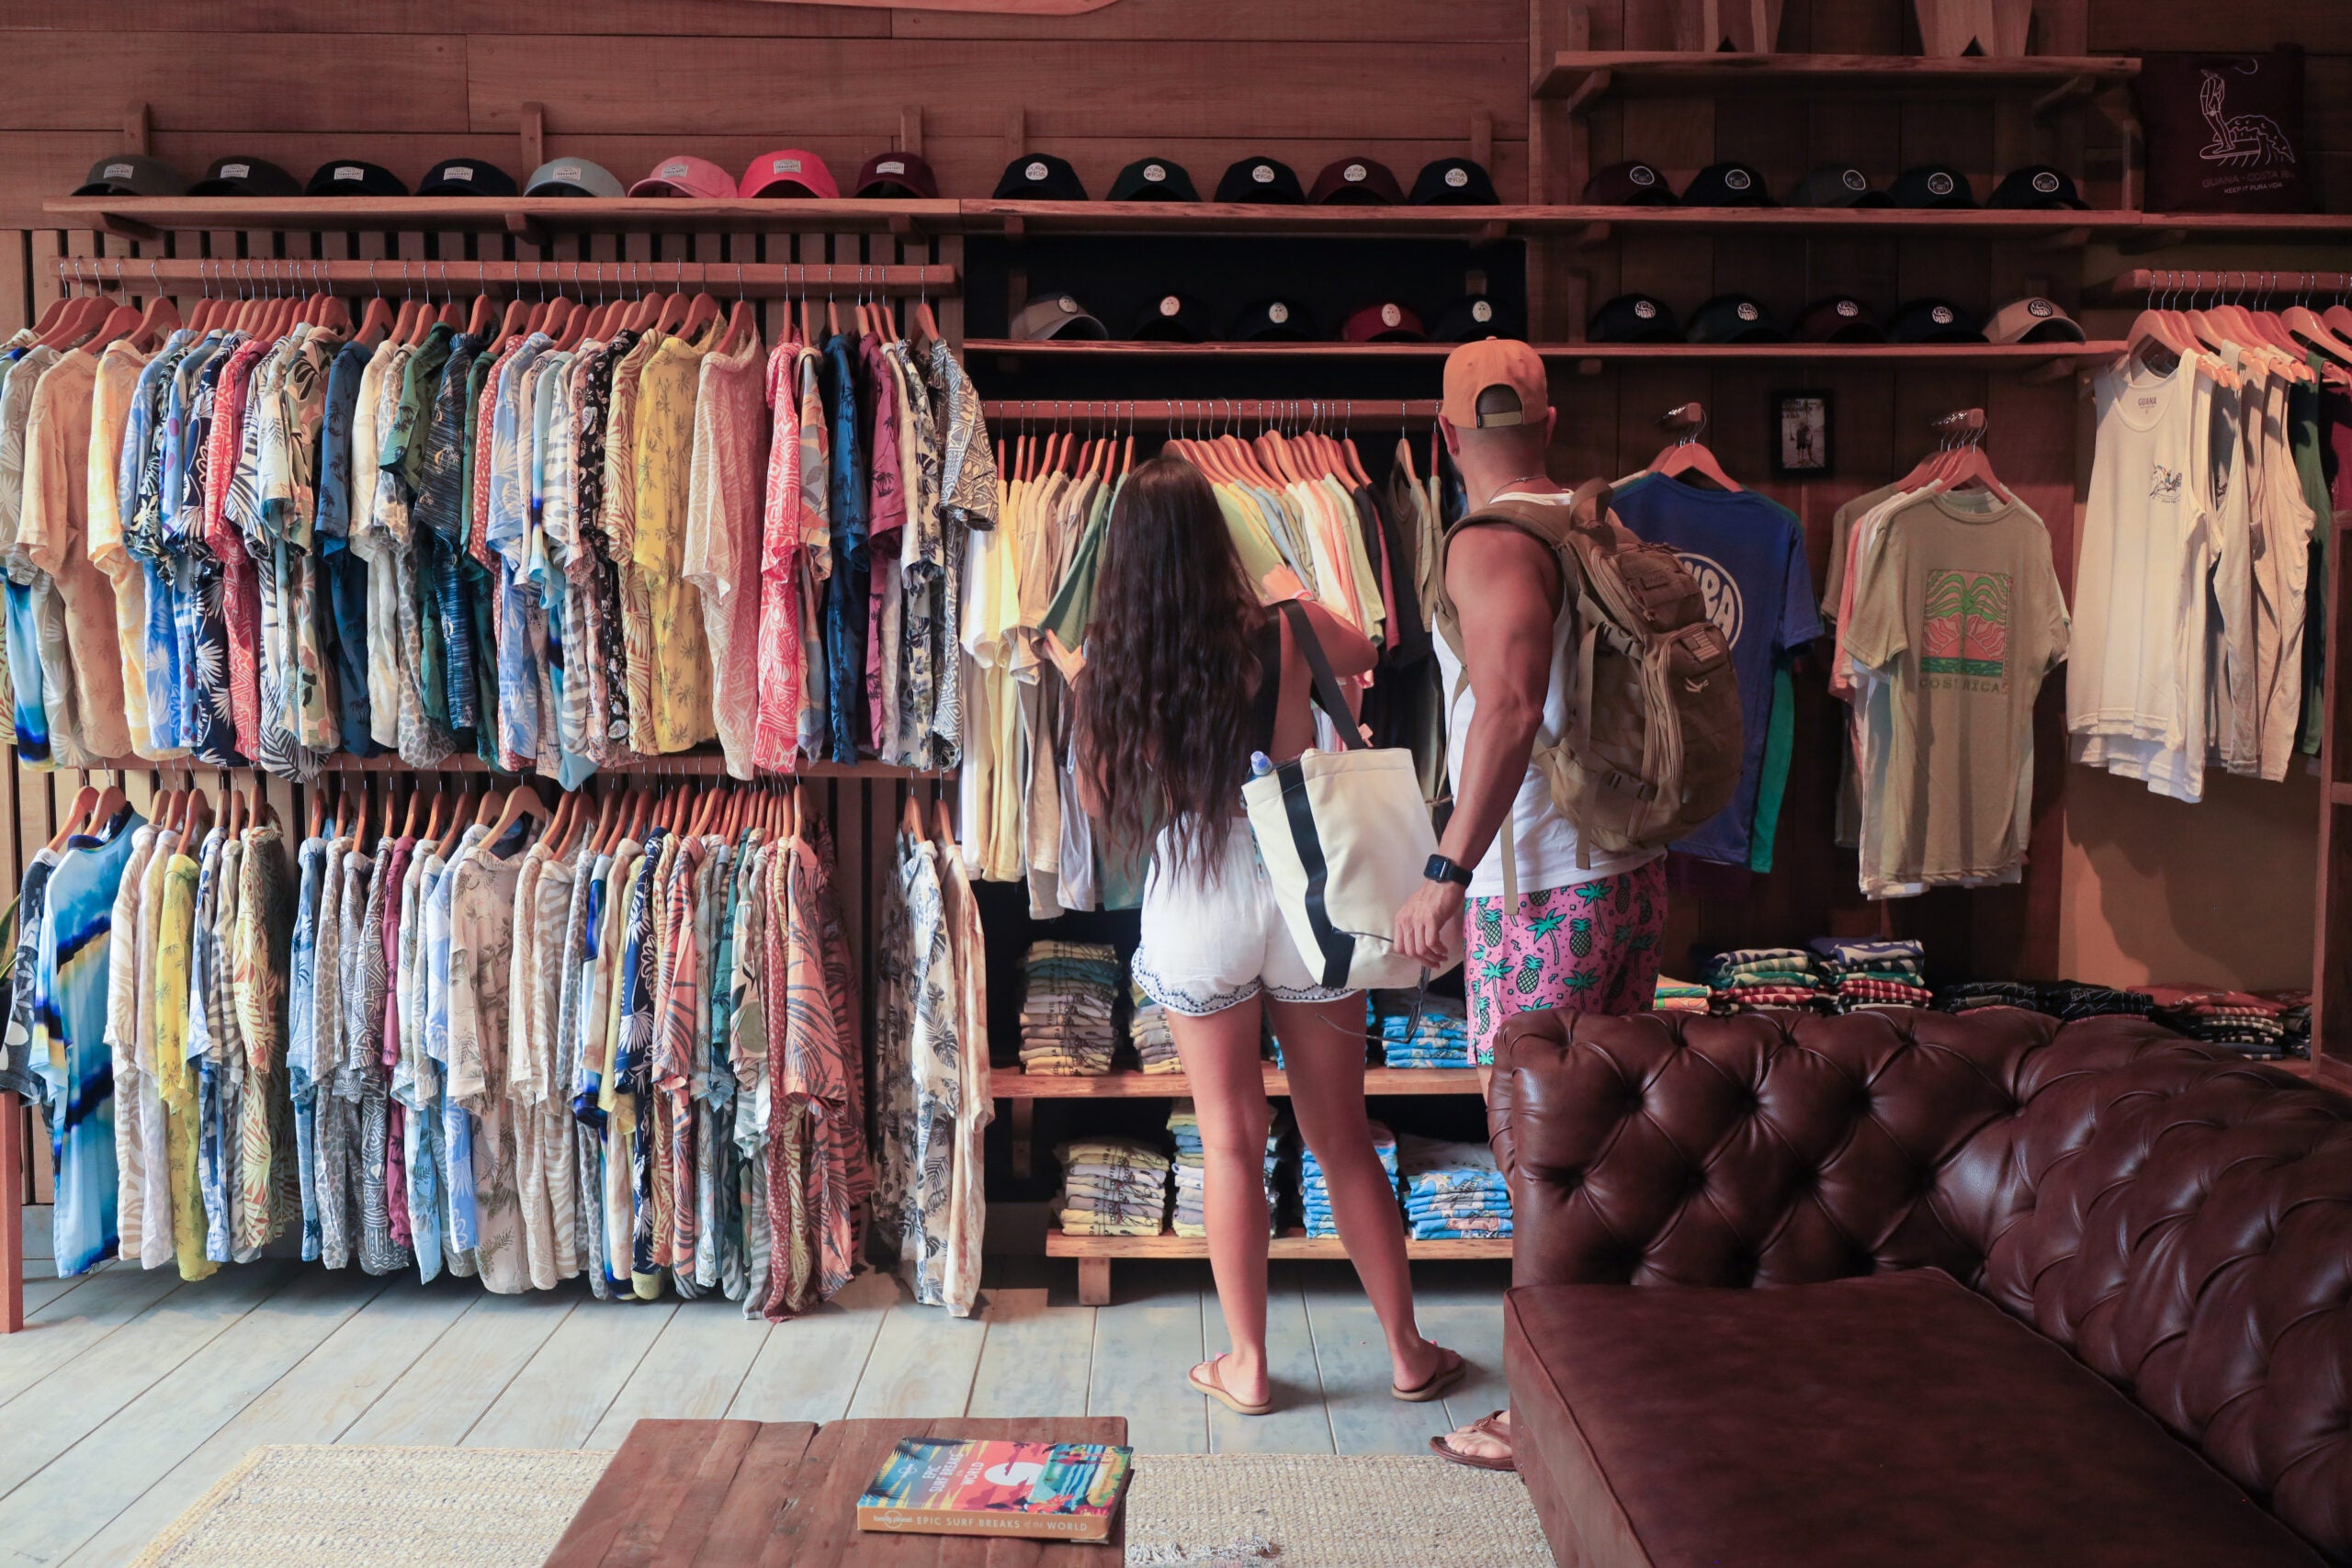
[854,1437,1133,1541]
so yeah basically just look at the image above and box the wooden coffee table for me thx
[544,1416,1129,1566]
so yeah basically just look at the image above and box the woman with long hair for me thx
[1075,456,1463,1416]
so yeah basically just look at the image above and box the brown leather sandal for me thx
[1429,1412,1516,1472]
[1189,1354,1274,1416]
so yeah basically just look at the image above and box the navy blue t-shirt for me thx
[1610,476,1822,864]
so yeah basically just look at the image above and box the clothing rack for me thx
[2093,268,2352,303]
[48,255,958,298]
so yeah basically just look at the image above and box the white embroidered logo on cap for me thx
[1159,295,1182,317]
[1724,168,1751,190]
[2028,299,2053,318]
[1267,302,1290,324]
[1634,299,1657,320]
[445,165,473,181]
[876,160,903,175]
[662,162,690,177]
[1629,165,1657,186]
[1144,164,1166,182]
[1837,299,1860,317]
[1345,163,1367,183]
[1842,168,1868,191]
[1380,303,1401,327]
[1026,161,1049,182]
[1931,305,1954,324]
[775,158,803,174]
[555,164,582,180]
[221,164,251,179]
[1928,171,1954,196]
[2032,170,2061,194]
[104,163,134,180]
[1736,301,1758,321]
[1057,297,1079,313]
[1472,300,1493,322]
[1252,164,1275,185]
[334,165,365,182]
[1445,166,1468,188]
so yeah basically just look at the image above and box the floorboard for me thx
[842,1286,989,1421]
[723,1269,895,1425]
[965,1288,1094,1420]
[582,1298,771,1449]
[1418,1296,1511,1433]
[1302,1282,1457,1456]
[1205,1266,1332,1455]
[464,1290,675,1450]
[336,1291,575,1446]
[0,1268,184,1407]
[1083,1262,1206,1454]
[18,1278,74,1315]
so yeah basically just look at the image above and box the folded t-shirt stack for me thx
[1935,978,2040,1013]
[1021,941,1124,1075]
[1705,948,1827,1013]
[2030,980,2155,1021]
[1168,1100,1283,1236]
[2261,989,2312,1055]
[1376,996,1472,1068]
[1052,1136,1170,1235]
[1300,1120,1399,1238]
[1396,1134,1510,1239]
[1130,987,1181,1075]
[2145,986,2293,1058]
[1809,937,1932,1011]
[1654,976,1711,1013]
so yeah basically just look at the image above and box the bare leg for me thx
[1169,994,1274,1406]
[1269,994,1450,1391]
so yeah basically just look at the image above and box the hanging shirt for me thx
[632,326,719,753]
[683,328,768,777]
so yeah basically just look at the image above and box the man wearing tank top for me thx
[1396,340,1668,1472]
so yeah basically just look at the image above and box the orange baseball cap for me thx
[629,154,735,199]
[1441,338,1550,428]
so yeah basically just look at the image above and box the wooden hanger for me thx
[355,290,395,349]
[464,290,495,340]
[44,781,100,854]
[719,297,758,357]
[483,779,552,849]
[435,782,474,861]
[1646,402,1742,491]
[678,291,720,344]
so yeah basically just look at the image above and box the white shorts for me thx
[1132,823,1360,1016]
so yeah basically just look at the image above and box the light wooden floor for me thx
[0,1209,1512,1568]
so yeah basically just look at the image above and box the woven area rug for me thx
[131,1444,1552,1568]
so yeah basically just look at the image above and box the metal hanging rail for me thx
[49,255,956,299]
[980,399,1439,424]
[2094,267,2352,302]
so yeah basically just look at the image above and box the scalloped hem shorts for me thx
[1132,825,1359,1017]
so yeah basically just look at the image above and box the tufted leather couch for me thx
[1488,1006,2352,1568]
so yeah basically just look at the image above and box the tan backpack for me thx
[1430,482,1743,897]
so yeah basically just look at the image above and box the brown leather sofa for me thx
[1488,1007,2352,1568]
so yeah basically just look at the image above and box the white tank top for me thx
[1433,491,1662,899]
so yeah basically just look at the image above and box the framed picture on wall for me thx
[1772,389,1831,477]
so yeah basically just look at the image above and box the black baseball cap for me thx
[1582,161,1677,205]
[1109,156,1198,202]
[995,153,1087,201]
[854,152,938,199]
[1682,163,1771,207]
[306,160,408,197]
[1687,293,1789,343]
[74,154,187,197]
[1885,298,1985,342]
[1433,294,1522,342]
[1588,293,1681,344]
[1889,164,1975,208]
[1792,295,1883,342]
[418,158,518,197]
[188,156,302,197]
[1987,165,2087,209]
[1787,165,1889,208]
[1310,157,1404,205]
[1231,298,1316,341]
[1216,156,1306,204]
[1410,158,1499,205]
[1133,292,1211,342]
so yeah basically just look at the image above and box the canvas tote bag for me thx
[1244,603,1464,990]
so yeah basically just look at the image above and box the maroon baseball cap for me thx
[1340,301,1427,342]
[854,152,937,199]
[1581,160,1679,206]
[1310,157,1404,205]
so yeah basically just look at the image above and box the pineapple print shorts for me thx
[1464,858,1668,1065]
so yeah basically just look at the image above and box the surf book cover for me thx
[854,1437,1133,1540]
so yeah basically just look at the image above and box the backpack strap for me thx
[1274,600,1367,751]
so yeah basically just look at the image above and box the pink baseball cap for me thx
[628,154,734,199]
[741,150,839,199]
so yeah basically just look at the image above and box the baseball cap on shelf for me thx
[1409,158,1499,206]
[1885,298,1984,343]
[1441,338,1550,429]
[1889,164,1975,209]
[995,153,1087,201]
[741,151,839,200]
[1133,292,1211,341]
[1109,157,1200,202]
[1588,293,1682,344]
[1686,293,1789,344]
[417,159,518,197]
[188,156,301,197]
[1787,164,1889,209]
[630,154,736,199]
[306,160,408,197]
[73,154,187,197]
[1216,156,1306,204]
[525,158,626,198]
[1984,296,2086,344]
[1010,293,1107,342]
[1340,301,1427,342]
[1231,298,1317,341]
[1681,162,1772,207]
[854,152,936,199]
[1581,160,1677,206]
[1310,157,1404,205]
[1433,293,1522,343]
[1792,295,1884,343]
[1987,165,2087,209]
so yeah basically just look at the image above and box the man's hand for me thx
[1394,877,1466,971]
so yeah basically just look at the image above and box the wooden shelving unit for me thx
[967,339,2128,378]
[42,194,962,240]
[1047,1228,1511,1305]
[1530,51,2139,116]
[989,1066,1486,1100]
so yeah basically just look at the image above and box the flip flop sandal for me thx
[1392,1347,1468,1403]
[1429,1413,1516,1472]
[1189,1354,1275,1416]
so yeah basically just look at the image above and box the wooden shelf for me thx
[969,339,2125,371]
[990,1066,1487,1099]
[43,195,960,241]
[1049,1226,1510,1301]
[1531,51,2139,116]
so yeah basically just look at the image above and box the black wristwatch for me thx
[1424,853,1474,887]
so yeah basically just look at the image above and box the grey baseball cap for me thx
[74,153,188,197]
[1011,293,1107,342]
[525,157,626,198]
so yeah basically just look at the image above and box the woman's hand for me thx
[1393,878,1465,970]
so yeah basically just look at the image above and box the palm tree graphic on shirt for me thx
[1920,568,2011,683]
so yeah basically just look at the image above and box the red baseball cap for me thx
[741,150,839,199]
[628,154,734,199]
[1340,301,1427,343]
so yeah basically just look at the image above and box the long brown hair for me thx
[1075,455,1265,879]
